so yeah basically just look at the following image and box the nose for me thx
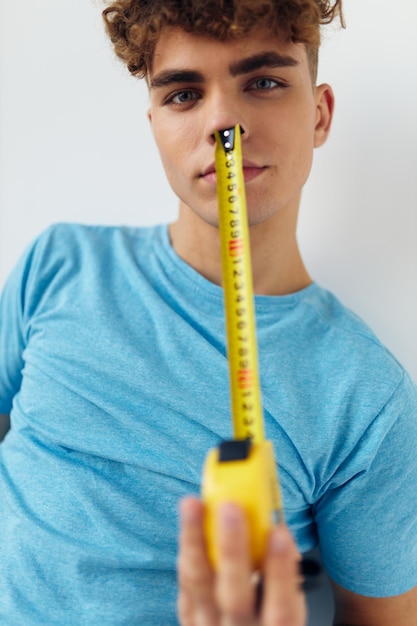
[204,91,248,145]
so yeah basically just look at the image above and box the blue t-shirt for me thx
[1,223,417,624]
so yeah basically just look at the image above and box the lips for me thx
[200,160,267,185]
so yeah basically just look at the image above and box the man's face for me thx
[148,26,332,228]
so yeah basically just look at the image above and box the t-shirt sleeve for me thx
[314,372,417,597]
[0,261,28,413]
[0,230,51,413]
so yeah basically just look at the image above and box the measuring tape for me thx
[202,125,283,569]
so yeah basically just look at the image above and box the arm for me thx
[177,497,306,626]
[315,373,417,626]
[0,414,10,441]
[331,579,417,626]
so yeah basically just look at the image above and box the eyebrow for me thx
[229,51,299,77]
[150,69,204,89]
[149,51,299,89]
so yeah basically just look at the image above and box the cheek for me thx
[280,110,316,177]
[152,137,183,192]
[152,127,174,169]
[152,120,194,181]
[151,127,199,207]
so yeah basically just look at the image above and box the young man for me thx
[0,1,416,624]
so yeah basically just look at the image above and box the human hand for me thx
[177,497,306,626]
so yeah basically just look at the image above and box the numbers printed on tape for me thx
[202,126,284,570]
[215,127,264,443]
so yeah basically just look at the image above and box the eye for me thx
[165,89,200,105]
[253,78,277,89]
[247,77,288,92]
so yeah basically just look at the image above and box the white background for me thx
[1,0,416,381]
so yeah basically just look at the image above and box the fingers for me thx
[177,497,307,626]
[177,499,256,626]
[261,525,307,626]
[177,497,219,626]
[215,503,256,625]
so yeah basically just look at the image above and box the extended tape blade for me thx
[214,125,264,443]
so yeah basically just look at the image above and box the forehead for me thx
[150,26,308,78]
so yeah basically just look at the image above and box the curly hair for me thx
[102,0,344,82]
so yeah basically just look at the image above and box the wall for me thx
[1,0,416,381]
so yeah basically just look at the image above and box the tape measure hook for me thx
[217,126,246,153]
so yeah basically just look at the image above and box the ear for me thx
[147,108,152,125]
[314,83,335,148]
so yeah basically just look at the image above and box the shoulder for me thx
[4,223,163,315]
[301,284,405,388]
[302,284,388,346]
[19,221,162,278]
[294,285,416,480]
[29,222,154,255]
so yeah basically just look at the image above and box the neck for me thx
[169,200,311,296]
